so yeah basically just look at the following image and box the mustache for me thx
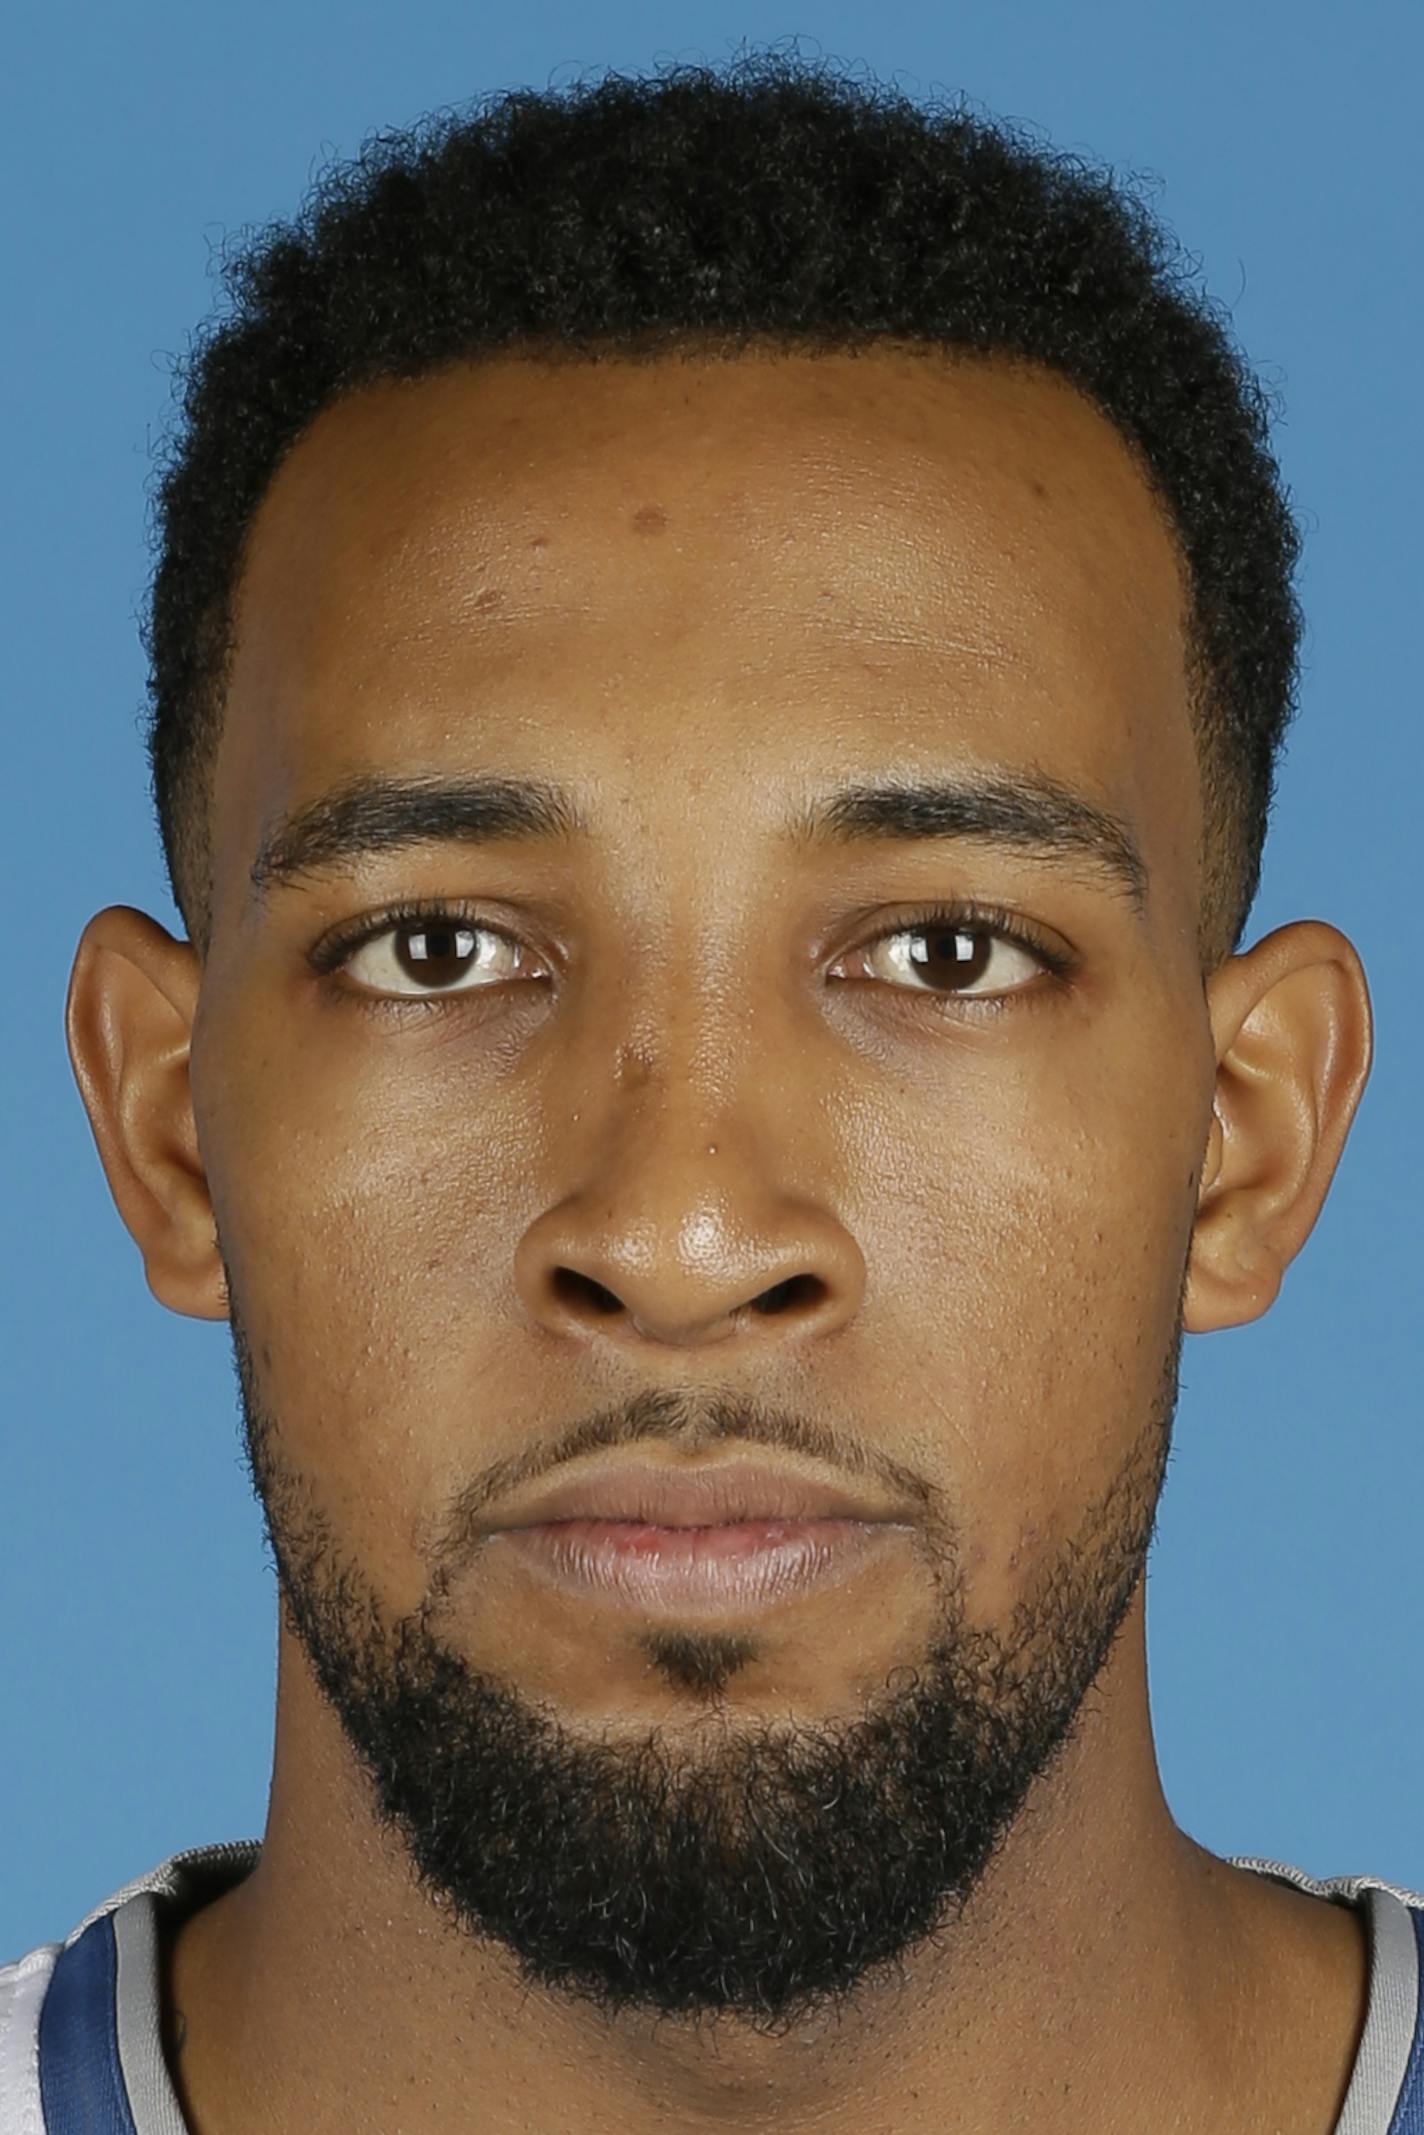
[430,1386,939,1577]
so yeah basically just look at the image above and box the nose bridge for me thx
[609,960,746,1132]
[514,971,866,1349]
[596,937,821,1190]
[589,976,797,1245]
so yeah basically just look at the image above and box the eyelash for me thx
[308,896,1075,1003]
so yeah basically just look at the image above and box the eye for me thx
[325,909,546,998]
[315,900,1062,1005]
[833,908,1061,999]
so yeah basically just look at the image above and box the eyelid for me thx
[833,902,1073,984]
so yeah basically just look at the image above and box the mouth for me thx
[483,1455,917,1613]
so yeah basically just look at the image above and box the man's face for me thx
[193,349,1215,2020]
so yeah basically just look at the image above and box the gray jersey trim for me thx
[1232,1856,1424,2134]
[113,1895,191,2135]
[1341,1889,1421,2135]
[62,1841,261,1947]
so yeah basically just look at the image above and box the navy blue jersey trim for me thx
[37,1913,139,2135]
[1388,1910,1424,2135]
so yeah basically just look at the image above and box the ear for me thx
[1183,920,1372,1333]
[65,905,228,1321]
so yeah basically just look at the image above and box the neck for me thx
[165,1586,1366,2135]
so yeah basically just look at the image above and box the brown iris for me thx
[908,927,993,991]
[394,921,482,991]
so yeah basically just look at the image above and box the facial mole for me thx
[630,503,668,536]
[615,1043,655,1089]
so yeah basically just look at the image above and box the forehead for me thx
[215,347,1199,920]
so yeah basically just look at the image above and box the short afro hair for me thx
[147,52,1300,966]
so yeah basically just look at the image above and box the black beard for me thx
[227,1289,1177,2035]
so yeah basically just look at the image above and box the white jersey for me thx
[3,1843,1422,2131]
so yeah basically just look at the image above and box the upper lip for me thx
[490,1455,915,1531]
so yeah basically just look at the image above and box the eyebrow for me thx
[249,765,1148,913]
[250,773,587,902]
[789,771,1148,912]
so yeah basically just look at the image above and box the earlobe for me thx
[1183,920,1373,1334]
[65,905,229,1322]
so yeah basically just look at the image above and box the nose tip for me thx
[517,1206,865,1351]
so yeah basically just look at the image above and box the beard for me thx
[226,1279,1180,2035]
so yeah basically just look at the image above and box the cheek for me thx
[849,1054,1198,1618]
[195,1007,543,1598]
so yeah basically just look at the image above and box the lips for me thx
[482,1455,916,1614]
[491,1453,909,1532]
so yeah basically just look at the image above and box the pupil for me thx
[398,922,478,989]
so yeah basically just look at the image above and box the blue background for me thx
[3,0,1420,1958]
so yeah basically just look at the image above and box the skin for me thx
[66,348,1374,2133]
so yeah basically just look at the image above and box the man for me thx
[4,52,1417,2134]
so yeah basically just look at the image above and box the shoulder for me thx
[0,1840,260,2132]
[1234,1856,1424,2135]
[0,1942,59,2135]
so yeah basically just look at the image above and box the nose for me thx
[513,1111,866,1353]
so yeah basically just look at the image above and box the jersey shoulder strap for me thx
[1387,1905,1424,2134]
[0,1940,60,2135]
[1233,1857,1424,2134]
[0,1842,259,2134]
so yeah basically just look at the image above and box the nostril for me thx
[750,1274,825,1316]
[551,1267,624,1315]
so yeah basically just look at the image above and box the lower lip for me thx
[493,1517,905,1612]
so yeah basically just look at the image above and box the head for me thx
[67,58,1371,2034]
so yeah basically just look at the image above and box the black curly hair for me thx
[147,52,1300,967]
